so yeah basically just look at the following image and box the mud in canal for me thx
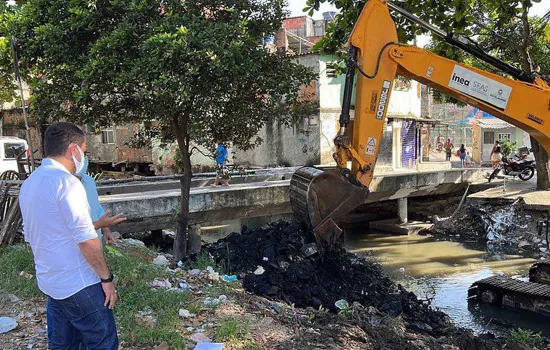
[345,231,550,337]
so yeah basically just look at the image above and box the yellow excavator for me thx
[290,0,550,246]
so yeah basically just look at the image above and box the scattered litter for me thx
[206,266,215,273]
[162,229,176,238]
[19,271,33,280]
[540,247,548,253]
[178,309,196,318]
[153,255,170,266]
[5,294,20,302]
[253,266,265,275]
[335,299,349,310]
[190,269,201,276]
[262,257,269,261]
[150,278,172,289]
[194,343,225,350]
[178,280,193,290]
[301,243,318,257]
[135,309,157,328]
[186,326,195,332]
[0,317,17,334]
[190,332,211,343]
[221,275,237,282]
[518,240,532,249]
[37,328,47,334]
[399,267,405,273]
[271,303,281,313]
[177,261,184,268]
[123,238,146,247]
[203,295,227,307]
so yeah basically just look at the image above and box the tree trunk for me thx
[172,116,193,262]
[530,136,550,190]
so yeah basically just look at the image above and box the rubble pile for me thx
[207,221,451,334]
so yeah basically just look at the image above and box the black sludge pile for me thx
[207,221,451,334]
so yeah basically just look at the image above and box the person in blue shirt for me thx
[213,141,229,186]
[75,156,122,247]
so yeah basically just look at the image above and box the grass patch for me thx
[0,245,41,298]
[0,244,193,349]
[215,317,249,341]
[508,328,543,349]
[187,251,226,273]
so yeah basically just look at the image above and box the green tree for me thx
[305,0,550,189]
[0,2,18,103]
[4,0,315,260]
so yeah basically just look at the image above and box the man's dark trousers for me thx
[47,283,118,349]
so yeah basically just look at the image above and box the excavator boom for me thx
[290,0,550,245]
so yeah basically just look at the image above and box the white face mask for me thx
[72,145,85,174]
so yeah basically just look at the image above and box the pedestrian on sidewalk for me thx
[75,155,121,247]
[213,140,229,187]
[19,122,124,350]
[459,144,467,167]
[490,141,502,168]
[444,138,454,161]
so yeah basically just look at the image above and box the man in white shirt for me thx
[20,122,125,349]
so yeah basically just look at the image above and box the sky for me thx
[287,0,549,19]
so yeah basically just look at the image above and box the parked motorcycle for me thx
[488,153,536,182]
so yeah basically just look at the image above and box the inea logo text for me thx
[452,73,470,86]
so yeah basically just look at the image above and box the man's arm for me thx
[79,238,117,309]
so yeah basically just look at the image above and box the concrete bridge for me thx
[99,168,487,234]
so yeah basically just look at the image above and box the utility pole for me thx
[11,35,35,171]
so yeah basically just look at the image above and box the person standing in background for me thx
[213,140,229,187]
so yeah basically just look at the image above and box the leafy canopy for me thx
[4,0,315,151]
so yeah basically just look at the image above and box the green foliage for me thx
[508,328,543,349]
[0,244,41,298]
[0,3,18,103]
[4,0,316,153]
[0,244,191,348]
[500,140,518,157]
[305,0,548,105]
[215,317,250,341]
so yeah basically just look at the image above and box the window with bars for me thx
[498,133,511,142]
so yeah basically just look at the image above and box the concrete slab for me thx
[468,179,550,210]
[100,168,488,234]
[369,219,432,235]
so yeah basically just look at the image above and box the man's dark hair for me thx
[44,122,86,157]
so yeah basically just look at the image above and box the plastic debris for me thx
[0,317,17,334]
[19,271,33,280]
[162,229,176,238]
[203,295,227,307]
[399,267,405,273]
[301,243,318,257]
[190,332,211,343]
[262,257,269,261]
[177,261,184,268]
[190,269,201,276]
[178,280,193,290]
[153,255,170,266]
[253,266,265,275]
[4,294,20,302]
[178,309,196,318]
[221,275,237,282]
[334,299,349,310]
[194,343,225,350]
[150,278,172,289]
[135,310,156,328]
[124,238,146,247]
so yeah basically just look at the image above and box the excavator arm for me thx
[290,0,550,245]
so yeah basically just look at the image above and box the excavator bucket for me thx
[290,167,368,246]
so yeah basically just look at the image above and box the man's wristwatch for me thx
[101,273,114,283]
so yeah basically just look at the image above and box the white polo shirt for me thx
[19,158,100,299]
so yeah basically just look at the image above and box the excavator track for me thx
[289,167,367,245]
[468,275,550,316]
[529,260,550,285]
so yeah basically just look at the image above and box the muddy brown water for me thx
[344,231,550,337]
